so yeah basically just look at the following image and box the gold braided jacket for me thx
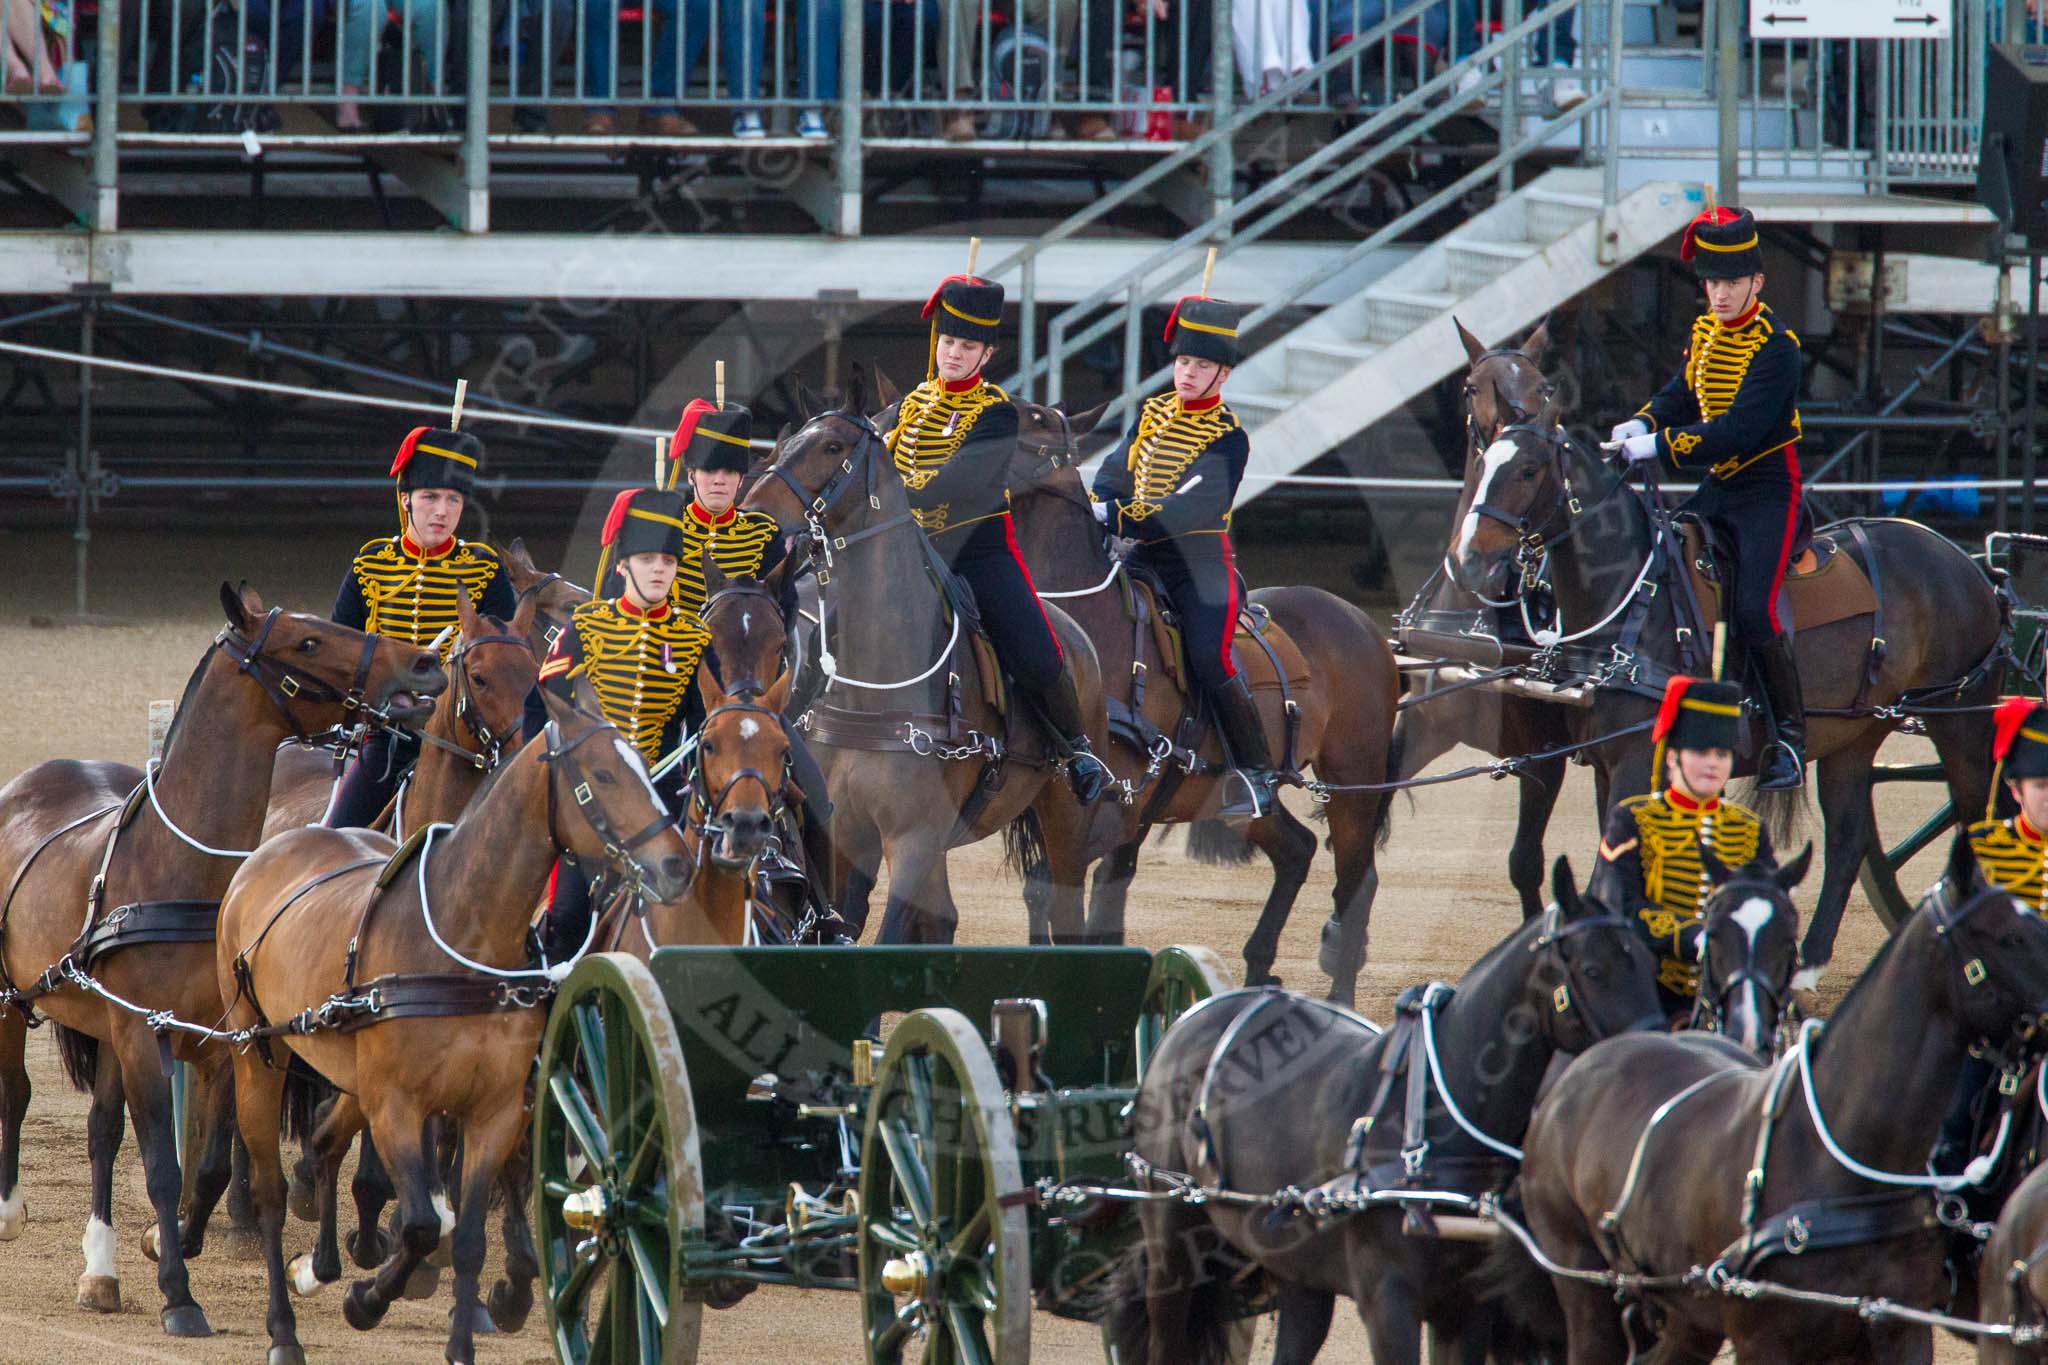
[540,597,709,762]
[886,378,1010,534]
[1602,790,1765,997]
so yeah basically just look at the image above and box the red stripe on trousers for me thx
[1219,534,1241,680]
[1766,449,1803,635]
[1000,512,1063,663]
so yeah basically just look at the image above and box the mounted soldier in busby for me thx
[526,485,708,959]
[1594,671,1773,1018]
[326,423,515,829]
[1608,203,1807,791]
[1091,292,1274,820]
[882,271,1112,804]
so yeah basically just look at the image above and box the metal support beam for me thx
[834,0,864,236]
[91,0,119,228]
[71,301,95,618]
[1716,0,1739,206]
[14,150,99,225]
[1206,0,1234,227]
[461,0,490,233]
[274,106,478,230]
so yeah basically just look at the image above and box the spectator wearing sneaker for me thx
[578,0,766,135]
[774,0,840,138]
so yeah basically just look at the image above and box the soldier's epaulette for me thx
[354,535,399,561]
[460,539,501,563]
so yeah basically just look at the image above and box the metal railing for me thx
[1009,0,1616,418]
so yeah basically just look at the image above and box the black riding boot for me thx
[1026,670,1111,804]
[1211,674,1278,822]
[1753,635,1806,791]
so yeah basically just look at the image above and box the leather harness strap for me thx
[0,801,122,1019]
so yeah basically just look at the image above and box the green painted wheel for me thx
[858,1007,1029,1364]
[1858,760,1956,932]
[1134,945,1233,1082]
[536,953,704,1365]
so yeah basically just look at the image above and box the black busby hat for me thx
[391,427,483,496]
[596,487,687,592]
[921,274,1004,378]
[1678,205,1764,280]
[1164,296,1245,367]
[1992,698,2048,814]
[672,399,754,478]
[1651,675,1743,784]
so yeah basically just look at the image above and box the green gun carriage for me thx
[532,942,1232,1364]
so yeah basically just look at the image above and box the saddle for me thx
[1673,509,1879,639]
[1123,565,1308,716]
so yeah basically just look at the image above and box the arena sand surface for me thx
[0,530,1970,1362]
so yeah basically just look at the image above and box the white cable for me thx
[1037,558,1122,601]
[1417,982,1526,1162]
[1520,543,1658,648]
[412,822,555,982]
[143,759,257,858]
[816,598,962,692]
[1793,1018,2005,1192]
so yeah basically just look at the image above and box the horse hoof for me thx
[342,1282,388,1332]
[76,1274,121,1313]
[289,1253,327,1297]
[161,1303,213,1337]
[1317,913,1344,976]
[288,1176,319,1225]
[141,1224,161,1262]
[268,1346,309,1365]
[487,1279,534,1334]
[403,1261,443,1300]
[0,1190,24,1241]
[345,1226,388,1270]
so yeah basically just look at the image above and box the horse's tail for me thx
[282,1057,328,1145]
[1741,780,1807,851]
[1100,1238,1242,1365]
[1371,725,1404,852]
[1002,808,1047,881]
[1185,820,1256,866]
[1474,1187,1567,1354]
[52,1024,99,1093]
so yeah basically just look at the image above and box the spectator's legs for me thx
[579,0,618,128]
[793,0,840,131]
[338,0,378,122]
[714,0,763,111]
[939,0,980,137]
[397,0,445,91]
[645,0,688,117]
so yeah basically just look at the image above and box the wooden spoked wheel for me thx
[535,953,705,1365]
[858,1007,1030,1364]
[1133,944,1234,1082]
[1859,758,1957,931]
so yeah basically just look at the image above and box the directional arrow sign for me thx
[1749,0,1951,39]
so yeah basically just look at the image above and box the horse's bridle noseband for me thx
[220,608,388,742]
[1930,875,2048,1071]
[540,720,678,894]
[1690,877,1796,1039]
[685,697,793,872]
[443,630,531,771]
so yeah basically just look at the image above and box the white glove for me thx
[1620,432,1660,464]
[1090,500,1109,524]
[1609,418,1650,445]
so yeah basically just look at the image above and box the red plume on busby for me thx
[1989,696,2048,816]
[600,487,640,549]
[671,398,754,480]
[1649,674,1743,789]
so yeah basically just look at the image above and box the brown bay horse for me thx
[0,584,444,1336]
[1388,320,1586,920]
[264,589,541,838]
[613,559,803,953]
[998,399,1401,1006]
[1511,835,2048,1363]
[742,370,1108,945]
[1449,406,2006,978]
[216,691,692,1365]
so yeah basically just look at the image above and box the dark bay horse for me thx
[1390,320,1583,920]
[1108,856,1662,1365]
[1515,834,2048,1363]
[1679,847,1809,1057]
[217,692,691,1365]
[0,584,443,1336]
[998,400,1401,1006]
[741,370,1108,945]
[264,589,541,838]
[1449,405,2005,977]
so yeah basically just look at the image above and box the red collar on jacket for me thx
[1179,393,1224,413]
[1663,784,1721,814]
[687,501,737,527]
[400,533,454,560]
[939,373,983,394]
[1714,301,1764,332]
[2020,814,2045,844]
[617,595,671,621]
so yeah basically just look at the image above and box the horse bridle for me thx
[1930,875,2048,1073]
[539,719,677,895]
[412,629,530,773]
[515,572,574,653]
[1530,903,1660,1043]
[684,698,793,872]
[219,608,387,742]
[1463,346,1550,454]
[699,580,788,700]
[1467,422,1632,587]
[760,411,912,560]
[1689,877,1795,1037]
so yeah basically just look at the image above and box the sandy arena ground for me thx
[0,529,1971,1362]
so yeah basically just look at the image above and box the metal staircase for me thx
[1227,167,1701,490]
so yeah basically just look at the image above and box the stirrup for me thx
[1217,768,1276,823]
[1756,739,1805,792]
[758,847,808,887]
